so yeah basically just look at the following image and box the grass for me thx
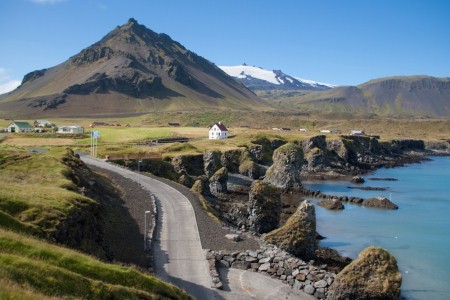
[0,147,193,299]
[0,229,192,299]
[0,149,98,238]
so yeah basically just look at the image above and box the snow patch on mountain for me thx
[219,64,336,91]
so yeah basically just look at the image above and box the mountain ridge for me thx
[219,64,335,91]
[273,75,450,117]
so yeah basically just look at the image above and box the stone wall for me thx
[207,244,336,299]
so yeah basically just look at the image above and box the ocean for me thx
[303,156,450,300]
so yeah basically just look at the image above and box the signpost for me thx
[91,131,100,157]
[144,210,151,251]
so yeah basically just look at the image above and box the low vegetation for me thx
[0,229,192,299]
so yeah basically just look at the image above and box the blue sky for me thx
[1,0,449,93]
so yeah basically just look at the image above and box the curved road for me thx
[82,156,316,300]
[81,156,215,300]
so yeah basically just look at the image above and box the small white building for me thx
[6,121,34,133]
[57,126,84,134]
[34,119,53,128]
[209,122,228,140]
[350,130,365,136]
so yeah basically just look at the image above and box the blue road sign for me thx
[91,131,100,138]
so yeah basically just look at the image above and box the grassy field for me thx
[2,112,449,159]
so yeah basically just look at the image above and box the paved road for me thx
[81,156,215,300]
[82,156,316,300]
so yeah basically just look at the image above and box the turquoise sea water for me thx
[303,156,450,300]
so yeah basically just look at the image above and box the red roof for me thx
[214,122,228,131]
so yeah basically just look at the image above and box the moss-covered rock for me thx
[264,200,316,260]
[247,180,281,234]
[191,176,211,196]
[263,143,304,189]
[328,246,402,300]
[209,167,228,196]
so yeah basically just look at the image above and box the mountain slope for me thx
[0,19,270,117]
[274,76,450,117]
[219,64,335,91]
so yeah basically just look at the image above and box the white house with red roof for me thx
[209,122,228,140]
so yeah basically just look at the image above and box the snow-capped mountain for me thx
[219,64,336,91]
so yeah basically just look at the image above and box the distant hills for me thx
[219,64,335,91]
[272,76,450,117]
[0,19,269,118]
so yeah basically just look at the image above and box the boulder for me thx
[264,200,317,260]
[247,180,281,234]
[209,167,228,196]
[351,176,365,183]
[225,234,241,242]
[363,197,399,210]
[317,198,345,210]
[263,143,304,190]
[328,246,402,300]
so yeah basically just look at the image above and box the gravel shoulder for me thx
[87,161,258,270]
[140,171,260,251]
[90,166,154,269]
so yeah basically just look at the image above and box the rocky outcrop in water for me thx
[328,246,402,300]
[247,180,281,234]
[318,198,345,210]
[264,143,304,189]
[363,197,398,210]
[264,200,317,260]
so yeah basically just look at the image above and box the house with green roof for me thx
[7,121,34,133]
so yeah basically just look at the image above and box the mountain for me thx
[274,76,450,117]
[219,64,335,91]
[0,19,270,117]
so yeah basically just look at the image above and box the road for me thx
[81,156,215,300]
[82,156,317,300]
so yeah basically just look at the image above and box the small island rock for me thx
[363,196,398,210]
[328,246,402,300]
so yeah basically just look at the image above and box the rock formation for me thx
[363,197,399,210]
[264,200,317,260]
[247,180,281,234]
[264,143,304,189]
[209,167,228,196]
[328,246,402,300]
[204,151,222,178]
[318,198,345,210]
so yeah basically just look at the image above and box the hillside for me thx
[272,76,450,117]
[0,19,270,118]
[0,148,192,299]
